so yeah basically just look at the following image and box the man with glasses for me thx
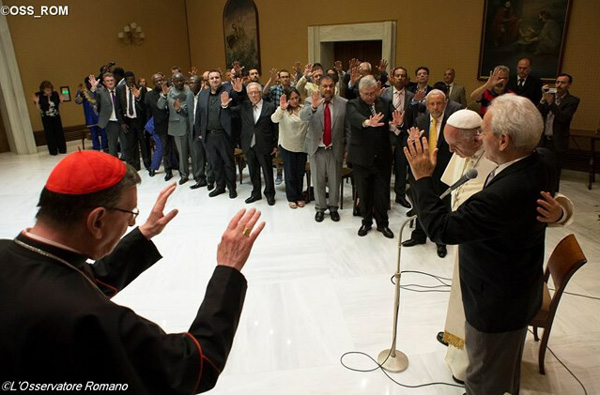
[0,150,265,394]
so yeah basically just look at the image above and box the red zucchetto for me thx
[45,150,126,195]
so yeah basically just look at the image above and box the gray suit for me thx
[89,87,120,157]
[300,95,349,212]
[158,86,195,178]
[448,84,467,109]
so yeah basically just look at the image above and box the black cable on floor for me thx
[528,328,588,395]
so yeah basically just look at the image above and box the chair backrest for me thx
[545,234,587,308]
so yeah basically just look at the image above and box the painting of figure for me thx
[479,0,571,79]
[223,0,260,72]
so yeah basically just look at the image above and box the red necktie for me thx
[323,102,331,147]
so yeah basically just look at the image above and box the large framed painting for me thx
[223,0,261,73]
[478,0,572,80]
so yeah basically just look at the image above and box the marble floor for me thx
[1,142,599,395]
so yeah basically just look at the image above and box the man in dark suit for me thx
[507,57,543,104]
[194,70,241,199]
[537,73,580,191]
[233,82,278,205]
[381,66,414,208]
[116,71,149,171]
[88,73,121,158]
[145,73,175,180]
[405,94,557,395]
[346,76,402,239]
[403,89,453,258]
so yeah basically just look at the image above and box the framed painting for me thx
[478,0,572,80]
[223,0,261,73]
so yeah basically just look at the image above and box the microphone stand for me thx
[377,212,417,372]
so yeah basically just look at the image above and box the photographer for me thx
[537,73,580,190]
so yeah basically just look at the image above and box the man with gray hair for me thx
[436,109,572,384]
[470,65,512,116]
[405,94,558,395]
[346,75,403,238]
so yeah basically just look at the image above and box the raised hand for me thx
[390,109,405,127]
[404,136,437,180]
[365,112,385,127]
[217,208,266,271]
[188,66,198,76]
[279,93,289,110]
[139,183,179,239]
[304,63,313,79]
[89,74,99,90]
[232,60,244,74]
[131,85,141,99]
[414,89,426,102]
[334,60,343,72]
[221,91,232,106]
[310,89,323,109]
[31,93,40,105]
[377,59,388,74]
[407,126,424,141]
[161,82,169,95]
[269,67,278,81]
[350,66,361,85]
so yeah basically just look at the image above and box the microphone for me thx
[439,168,478,199]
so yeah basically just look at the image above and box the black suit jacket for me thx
[507,74,543,104]
[116,84,146,126]
[537,92,580,153]
[144,88,169,126]
[411,110,453,193]
[346,97,393,168]
[194,85,241,142]
[235,100,278,155]
[412,149,557,333]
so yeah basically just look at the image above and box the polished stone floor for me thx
[1,142,598,394]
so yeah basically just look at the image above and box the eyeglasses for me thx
[106,207,140,219]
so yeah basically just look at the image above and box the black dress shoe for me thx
[209,188,225,197]
[164,171,173,181]
[178,177,189,185]
[358,224,372,236]
[245,195,261,204]
[395,195,411,208]
[229,189,238,199]
[436,331,449,346]
[402,238,426,247]
[207,182,215,191]
[437,245,447,258]
[190,180,207,189]
[377,226,394,239]
[149,169,156,177]
[330,211,340,222]
[267,197,275,206]
[315,211,325,222]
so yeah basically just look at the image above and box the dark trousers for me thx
[123,118,150,170]
[393,145,408,197]
[105,121,120,157]
[539,137,564,192]
[465,321,527,395]
[206,131,236,192]
[191,129,212,183]
[409,188,450,245]
[279,145,306,202]
[151,121,173,172]
[41,115,66,155]
[353,160,391,227]
[245,146,275,198]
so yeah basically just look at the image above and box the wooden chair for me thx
[234,148,245,184]
[529,234,587,374]
[339,166,354,210]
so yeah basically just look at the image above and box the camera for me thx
[542,87,557,94]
